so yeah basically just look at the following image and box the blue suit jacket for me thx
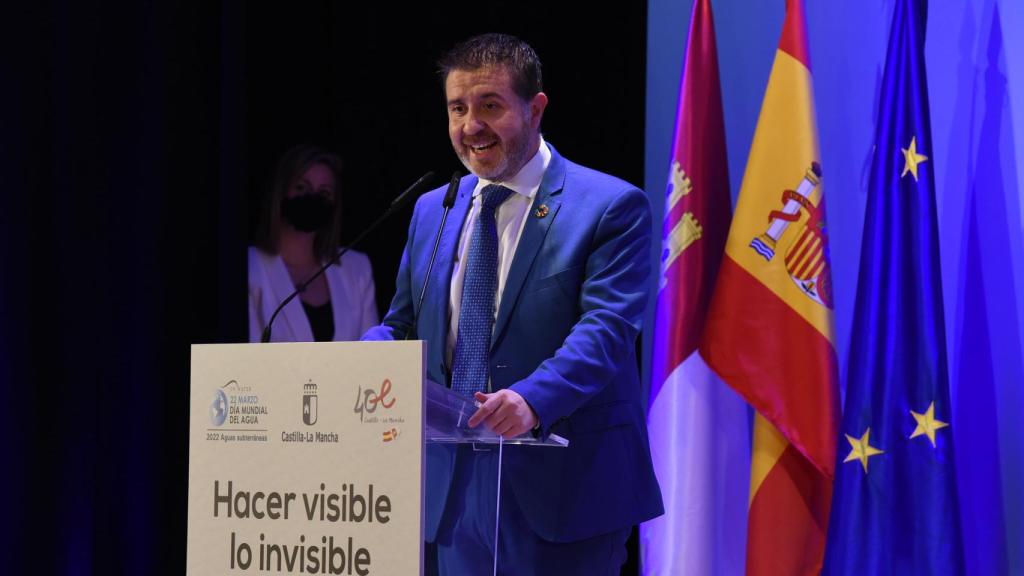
[364,144,664,543]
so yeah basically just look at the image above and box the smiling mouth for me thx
[469,141,498,153]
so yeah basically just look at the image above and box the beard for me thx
[455,120,536,182]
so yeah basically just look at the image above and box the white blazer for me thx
[248,246,379,342]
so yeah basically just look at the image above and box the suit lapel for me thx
[267,254,313,341]
[492,148,567,347]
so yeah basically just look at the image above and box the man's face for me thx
[445,66,547,182]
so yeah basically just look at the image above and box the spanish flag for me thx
[701,0,840,573]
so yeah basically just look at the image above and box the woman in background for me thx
[249,144,378,342]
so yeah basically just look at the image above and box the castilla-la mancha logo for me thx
[354,379,395,422]
[354,379,405,441]
[303,380,318,426]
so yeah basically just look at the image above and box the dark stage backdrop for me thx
[1,1,646,573]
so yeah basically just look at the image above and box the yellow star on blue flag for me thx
[909,401,949,447]
[843,428,884,473]
[901,136,928,181]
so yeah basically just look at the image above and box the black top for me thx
[301,299,334,342]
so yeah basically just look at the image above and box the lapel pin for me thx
[534,204,549,218]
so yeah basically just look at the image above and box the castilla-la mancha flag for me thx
[700,0,841,573]
[642,0,748,573]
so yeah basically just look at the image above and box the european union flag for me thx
[823,0,965,574]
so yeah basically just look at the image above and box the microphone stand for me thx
[406,171,462,340]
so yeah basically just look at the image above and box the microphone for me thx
[406,171,462,340]
[442,172,460,209]
[261,171,435,343]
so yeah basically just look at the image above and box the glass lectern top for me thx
[424,379,568,447]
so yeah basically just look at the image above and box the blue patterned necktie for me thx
[451,184,514,397]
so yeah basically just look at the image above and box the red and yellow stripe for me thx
[701,0,839,573]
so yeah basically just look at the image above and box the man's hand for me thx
[467,389,539,438]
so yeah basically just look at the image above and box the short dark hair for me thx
[438,33,543,102]
[255,144,344,263]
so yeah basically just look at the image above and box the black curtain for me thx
[1,1,646,573]
[3,1,248,573]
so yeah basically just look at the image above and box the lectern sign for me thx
[188,341,424,575]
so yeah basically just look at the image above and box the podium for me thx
[186,341,564,576]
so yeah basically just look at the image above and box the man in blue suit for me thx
[364,33,663,574]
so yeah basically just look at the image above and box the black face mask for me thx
[281,194,334,233]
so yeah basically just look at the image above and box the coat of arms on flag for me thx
[749,162,833,309]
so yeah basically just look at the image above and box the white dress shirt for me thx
[446,139,552,365]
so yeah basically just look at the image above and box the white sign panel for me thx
[187,341,424,575]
